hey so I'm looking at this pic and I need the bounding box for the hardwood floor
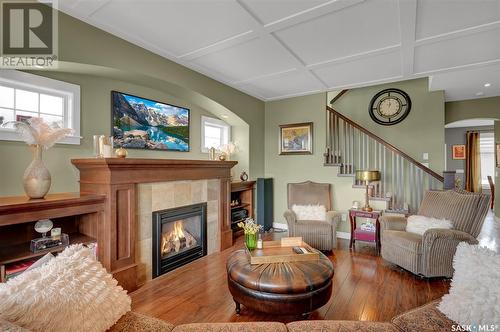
[131,232,458,324]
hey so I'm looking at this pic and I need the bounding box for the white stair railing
[324,106,443,213]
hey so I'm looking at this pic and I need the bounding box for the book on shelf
[3,258,38,281]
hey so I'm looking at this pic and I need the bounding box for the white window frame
[479,131,495,189]
[201,115,230,153]
[0,70,81,145]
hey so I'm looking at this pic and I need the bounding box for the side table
[349,209,381,254]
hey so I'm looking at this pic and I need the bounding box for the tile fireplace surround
[72,158,237,292]
[137,180,219,285]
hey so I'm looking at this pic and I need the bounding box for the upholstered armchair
[283,181,341,251]
[381,189,490,277]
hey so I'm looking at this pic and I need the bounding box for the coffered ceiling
[58,0,500,102]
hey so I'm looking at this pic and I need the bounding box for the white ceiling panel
[313,50,402,88]
[58,0,500,101]
[240,0,330,25]
[416,0,500,40]
[274,0,400,65]
[414,27,500,74]
[89,0,255,57]
[430,64,500,101]
[237,70,324,99]
[191,37,298,82]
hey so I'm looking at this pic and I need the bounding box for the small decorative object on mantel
[2,118,73,199]
[93,135,114,158]
[279,122,313,155]
[208,147,216,160]
[237,218,262,251]
[218,153,227,161]
[221,141,238,160]
[240,171,248,182]
[115,147,128,158]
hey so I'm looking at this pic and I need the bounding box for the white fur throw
[0,245,131,332]
[405,215,453,235]
[292,204,326,221]
[438,243,500,326]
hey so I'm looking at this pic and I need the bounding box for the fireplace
[152,203,207,278]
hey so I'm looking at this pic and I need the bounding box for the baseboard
[272,223,352,240]
[336,231,351,240]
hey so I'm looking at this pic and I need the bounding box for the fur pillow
[406,215,453,235]
[0,245,131,332]
[292,204,326,221]
[438,243,500,325]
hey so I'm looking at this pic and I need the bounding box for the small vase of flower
[237,218,262,251]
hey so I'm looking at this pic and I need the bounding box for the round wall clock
[368,88,411,126]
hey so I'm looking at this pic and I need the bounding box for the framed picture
[452,144,466,160]
[279,122,313,155]
[111,91,190,151]
[496,144,500,167]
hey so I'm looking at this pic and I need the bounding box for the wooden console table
[349,209,381,254]
[0,193,105,281]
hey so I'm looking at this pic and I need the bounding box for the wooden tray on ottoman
[246,237,320,264]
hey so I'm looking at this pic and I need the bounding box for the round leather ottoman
[226,249,334,315]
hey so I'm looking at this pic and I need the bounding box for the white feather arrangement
[2,117,74,149]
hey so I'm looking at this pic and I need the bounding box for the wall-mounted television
[112,91,189,151]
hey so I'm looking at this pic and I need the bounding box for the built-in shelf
[231,203,250,210]
[230,181,255,240]
[0,233,96,265]
[0,192,105,283]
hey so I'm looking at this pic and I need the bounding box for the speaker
[256,178,273,231]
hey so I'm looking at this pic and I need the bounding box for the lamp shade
[355,170,380,183]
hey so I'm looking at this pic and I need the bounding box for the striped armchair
[283,181,341,251]
[381,189,490,277]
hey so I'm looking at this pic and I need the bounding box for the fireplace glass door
[161,215,202,259]
[152,203,207,278]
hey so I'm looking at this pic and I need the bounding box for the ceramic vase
[23,144,51,199]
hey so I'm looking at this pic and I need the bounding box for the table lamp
[355,170,381,212]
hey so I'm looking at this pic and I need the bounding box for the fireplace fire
[152,203,207,278]
[161,221,197,256]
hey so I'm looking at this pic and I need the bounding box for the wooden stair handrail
[326,106,444,183]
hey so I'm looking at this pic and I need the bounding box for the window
[479,131,494,189]
[0,70,80,145]
[201,116,230,152]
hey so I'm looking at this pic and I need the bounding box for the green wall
[265,79,445,231]
[334,78,445,173]
[446,96,500,124]
[0,10,265,196]
[0,73,226,195]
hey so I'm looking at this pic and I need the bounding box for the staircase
[324,96,443,214]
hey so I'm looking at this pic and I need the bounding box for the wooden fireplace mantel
[71,158,237,292]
